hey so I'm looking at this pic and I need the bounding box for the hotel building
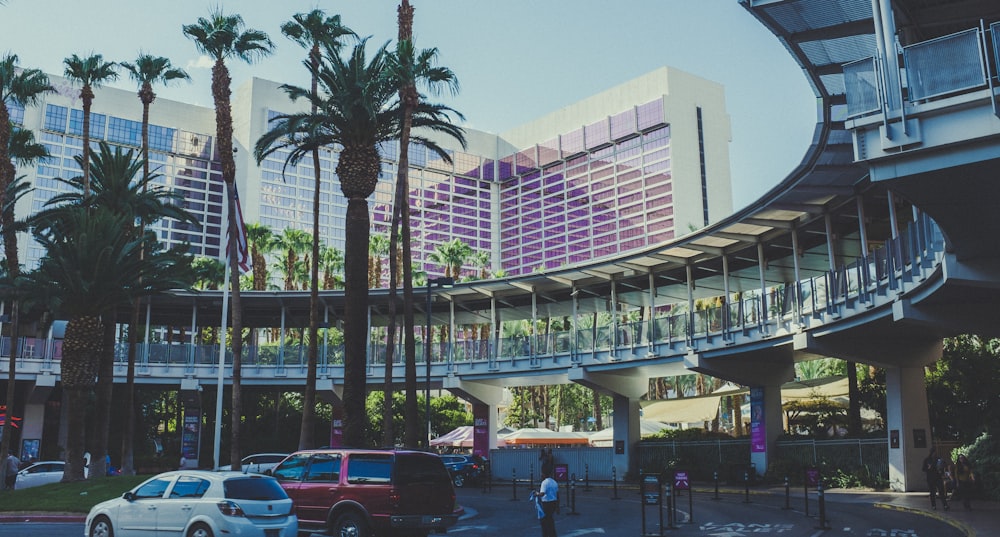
[12,66,732,279]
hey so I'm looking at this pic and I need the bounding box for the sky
[1,0,817,210]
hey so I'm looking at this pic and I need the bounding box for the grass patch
[1,475,149,513]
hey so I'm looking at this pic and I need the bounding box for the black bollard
[782,476,791,510]
[712,470,720,500]
[742,470,751,503]
[510,467,518,501]
[584,463,591,492]
[565,474,574,508]
[803,475,810,517]
[611,466,620,500]
[665,481,676,529]
[529,464,534,493]
[569,479,579,515]
[816,481,830,529]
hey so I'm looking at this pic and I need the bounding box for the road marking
[562,529,606,537]
[448,525,490,533]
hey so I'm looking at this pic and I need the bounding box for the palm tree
[31,204,194,481]
[281,8,355,451]
[255,37,464,447]
[193,256,226,290]
[245,222,276,291]
[118,54,189,475]
[386,0,465,448]
[368,232,390,288]
[429,238,472,280]
[0,53,52,484]
[62,53,118,198]
[274,228,313,290]
[184,8,273,469]
[34,142,199,479]
[319,244,345,290]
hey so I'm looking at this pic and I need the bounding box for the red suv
[270,448,458,537]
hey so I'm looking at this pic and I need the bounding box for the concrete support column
[612,394,640,477]
[885,365,933,492]
[442,377,504,456]
[748,384,784,477]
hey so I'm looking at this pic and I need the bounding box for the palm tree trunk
[61,315,103,481]
[121,300,141,475]
[342,197,370,447]
[91,314,116,479]
[81,86,93,197]
[847,361,862,436]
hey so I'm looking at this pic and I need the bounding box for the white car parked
[218,453,289,474]
[85,470,297,537]
[15,460,88,489]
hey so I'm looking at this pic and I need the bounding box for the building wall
[12,66,732,283]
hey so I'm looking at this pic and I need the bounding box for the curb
[873,502,975,537]
[0,514,86,523]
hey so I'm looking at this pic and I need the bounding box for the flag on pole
[226,184,251,274]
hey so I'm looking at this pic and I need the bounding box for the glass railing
[845,25,997,119]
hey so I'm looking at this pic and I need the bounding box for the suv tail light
[217,500,246,517]
[389,488,401,508]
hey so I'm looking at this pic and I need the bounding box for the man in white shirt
[531,468,559,537]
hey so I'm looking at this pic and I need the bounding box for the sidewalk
[824,488,998,537]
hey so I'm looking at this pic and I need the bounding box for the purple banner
[181,408,200,461]
[472,404,489,457]
[749,387,766,453]
[329,405,343,448]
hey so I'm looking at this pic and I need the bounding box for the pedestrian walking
[954,454,976,510]
[921,447,949,510]
[530,468,559,537]
[4,449,19,490]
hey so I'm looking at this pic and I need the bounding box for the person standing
[922,447,949,510]
[4,450,20,490]
[954,454,976,510]
[531,468,559,537]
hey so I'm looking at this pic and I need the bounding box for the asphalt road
[5,487,963,537]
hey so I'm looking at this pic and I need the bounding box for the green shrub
[952,432,998,501]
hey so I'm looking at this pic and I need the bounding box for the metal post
[665,481,675,529]
[529,464,534,493]
[804,473,810,517]
[816,481,830,529]
[783,476,791,510]
[712,470,720,500]
[611,466,620,500]
[569,479,579,515]
[584,463,591,491]
[510,467,518,501]
[743,470,751,503]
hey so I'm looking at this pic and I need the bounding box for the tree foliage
[926,335,1000,442]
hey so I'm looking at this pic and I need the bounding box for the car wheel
[453,473,465,488]
[332,511,370,537]
[187,522,214,537]
[89,516,114,537]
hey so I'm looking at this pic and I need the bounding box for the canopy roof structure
[502,427,590,446]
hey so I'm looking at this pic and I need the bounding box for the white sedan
[218,453,289,474]
[15,460,88,489]
[85,470,297,537]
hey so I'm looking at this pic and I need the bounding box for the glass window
[134,477,172,499]
[271,453,310,481]
[224,477,289,500]
[44,105,68,133]
[346,454,392,484]
[304,454,341,482]
[170,476,210,498]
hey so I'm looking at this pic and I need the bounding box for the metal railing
[1,215,943,379]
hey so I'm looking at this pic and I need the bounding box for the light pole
[425,276,454,449]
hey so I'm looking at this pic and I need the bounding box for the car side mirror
[123,491,136,502]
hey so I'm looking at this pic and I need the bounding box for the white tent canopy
[589,419,671,447]
[431,425,508,448]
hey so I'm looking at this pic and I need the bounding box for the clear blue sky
[2,0,816,210]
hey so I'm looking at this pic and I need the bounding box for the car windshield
[223,477,289,501]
